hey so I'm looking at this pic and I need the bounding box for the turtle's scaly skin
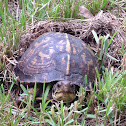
[15,32,97,102]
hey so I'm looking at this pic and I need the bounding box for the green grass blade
[60,101,64,125]
[95,68,102,90]
[92,30,99,44]
[41,82,51,112]
[64,119,74,126]
[32,82,37,106]
[93,92,105,103]
[106,53,119,61]
[106,100,113,116]
[108,31,118,47]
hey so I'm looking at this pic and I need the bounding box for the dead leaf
[78,5,94,19]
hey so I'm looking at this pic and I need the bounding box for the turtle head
[52,80,78,102]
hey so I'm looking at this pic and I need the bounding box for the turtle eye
[71,84,75,89]
[57,83,61,88]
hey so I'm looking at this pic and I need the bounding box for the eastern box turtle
[14,32,97,103]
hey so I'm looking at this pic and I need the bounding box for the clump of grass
[17,0,82,22]
[0,0,28,74]
[0,77,92,125]
[0,78,21,125]
[1,68,126,125]
[92,30,118,71]
[83,0,126,16]
[94,68,126,125]
[90,32,126,124]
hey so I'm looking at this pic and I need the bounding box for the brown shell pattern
[14,32,97,87]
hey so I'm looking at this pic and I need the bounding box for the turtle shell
[14,32,97,88]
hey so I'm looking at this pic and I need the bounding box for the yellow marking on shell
[59,40,63,44]
[56,40,64,51]
[72,60,75,67]
[22,41,42,63]
[42,43,49,48]
[65,33,71,53]
[82,43,95,56]
[82,42,86,48]
[58,40,64,51]
[34,42,41,48]
[81,53,86,62]
[71,43,76,47]
[62,57,65,64]
[31,57,37,65]
[39,52,50,58]
[38,52,50,63]
[87,59,93,72]
[66,54,70,75]
[59,46,64,51]
[73,47,77,54]
[79,63,84,69]
[49,48,55,55]
[25,57,38,74]
[56,40,66,51]
[34,36,49,47]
